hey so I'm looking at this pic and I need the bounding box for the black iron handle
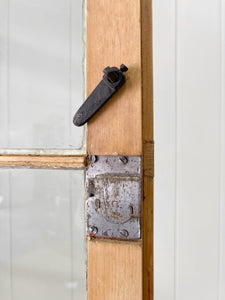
[73,64,128,126]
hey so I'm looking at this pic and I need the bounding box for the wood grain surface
[141,0,154,299]
[86,0,142,155]
[0,155,86,169]
[88,240,142,300]
[86,0,153,299]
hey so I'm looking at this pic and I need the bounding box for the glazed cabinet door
[0,1,153,300]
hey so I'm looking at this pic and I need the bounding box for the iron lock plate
[86,156,142,240]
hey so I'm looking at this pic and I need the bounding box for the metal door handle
[73,64,128,126]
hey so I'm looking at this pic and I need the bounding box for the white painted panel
[176,1,220,299]
[220,1,225,299]
[0,172,11,300]
[153,0,176,299]
[154,0,222,299]
[0,0,84,151]
[0,169,86,300]
[0,0,8,146]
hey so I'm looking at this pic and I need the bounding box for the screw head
[88,226,98,235]
[119,156,128,164]
[120,64,128,73]
[119,229,129,238]
[88,155,97,164]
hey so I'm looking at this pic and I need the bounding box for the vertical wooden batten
[88,240,142,300]
[141,0,154,299]
[86,0,153,299]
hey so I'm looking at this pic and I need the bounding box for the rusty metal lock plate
[86,156,142,240]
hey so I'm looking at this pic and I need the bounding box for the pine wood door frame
[86,1,153,299]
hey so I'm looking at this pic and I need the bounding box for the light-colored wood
[86,0,145,298]
[0,155,86,169]
[141,1,154,299]
[87,239,142,300]
[86,0,154,299]
[87,0,142,155]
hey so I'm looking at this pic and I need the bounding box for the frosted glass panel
[0,0,84,150]
[0,169,86,300]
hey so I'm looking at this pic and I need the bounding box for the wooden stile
[88,240,142,300]
[87,0,142,156]
[86,0,153,299]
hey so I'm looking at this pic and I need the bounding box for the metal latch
[86,156,142,240]
[73,64,128,126]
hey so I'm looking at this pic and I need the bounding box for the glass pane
[0,169,86,300]
[0,0,85,151]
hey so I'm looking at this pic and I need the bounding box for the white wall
[153,0,225,299]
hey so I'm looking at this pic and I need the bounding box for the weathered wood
[87,0,142,156]
[143,142,154,300]
[143,141,154,178]
[143,177,154,300]
[141,0,154,143]
[0,155,86,169]
[87,239,142,300]
[141,0,154,298]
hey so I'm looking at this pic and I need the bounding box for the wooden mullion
[0,155,86,169]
